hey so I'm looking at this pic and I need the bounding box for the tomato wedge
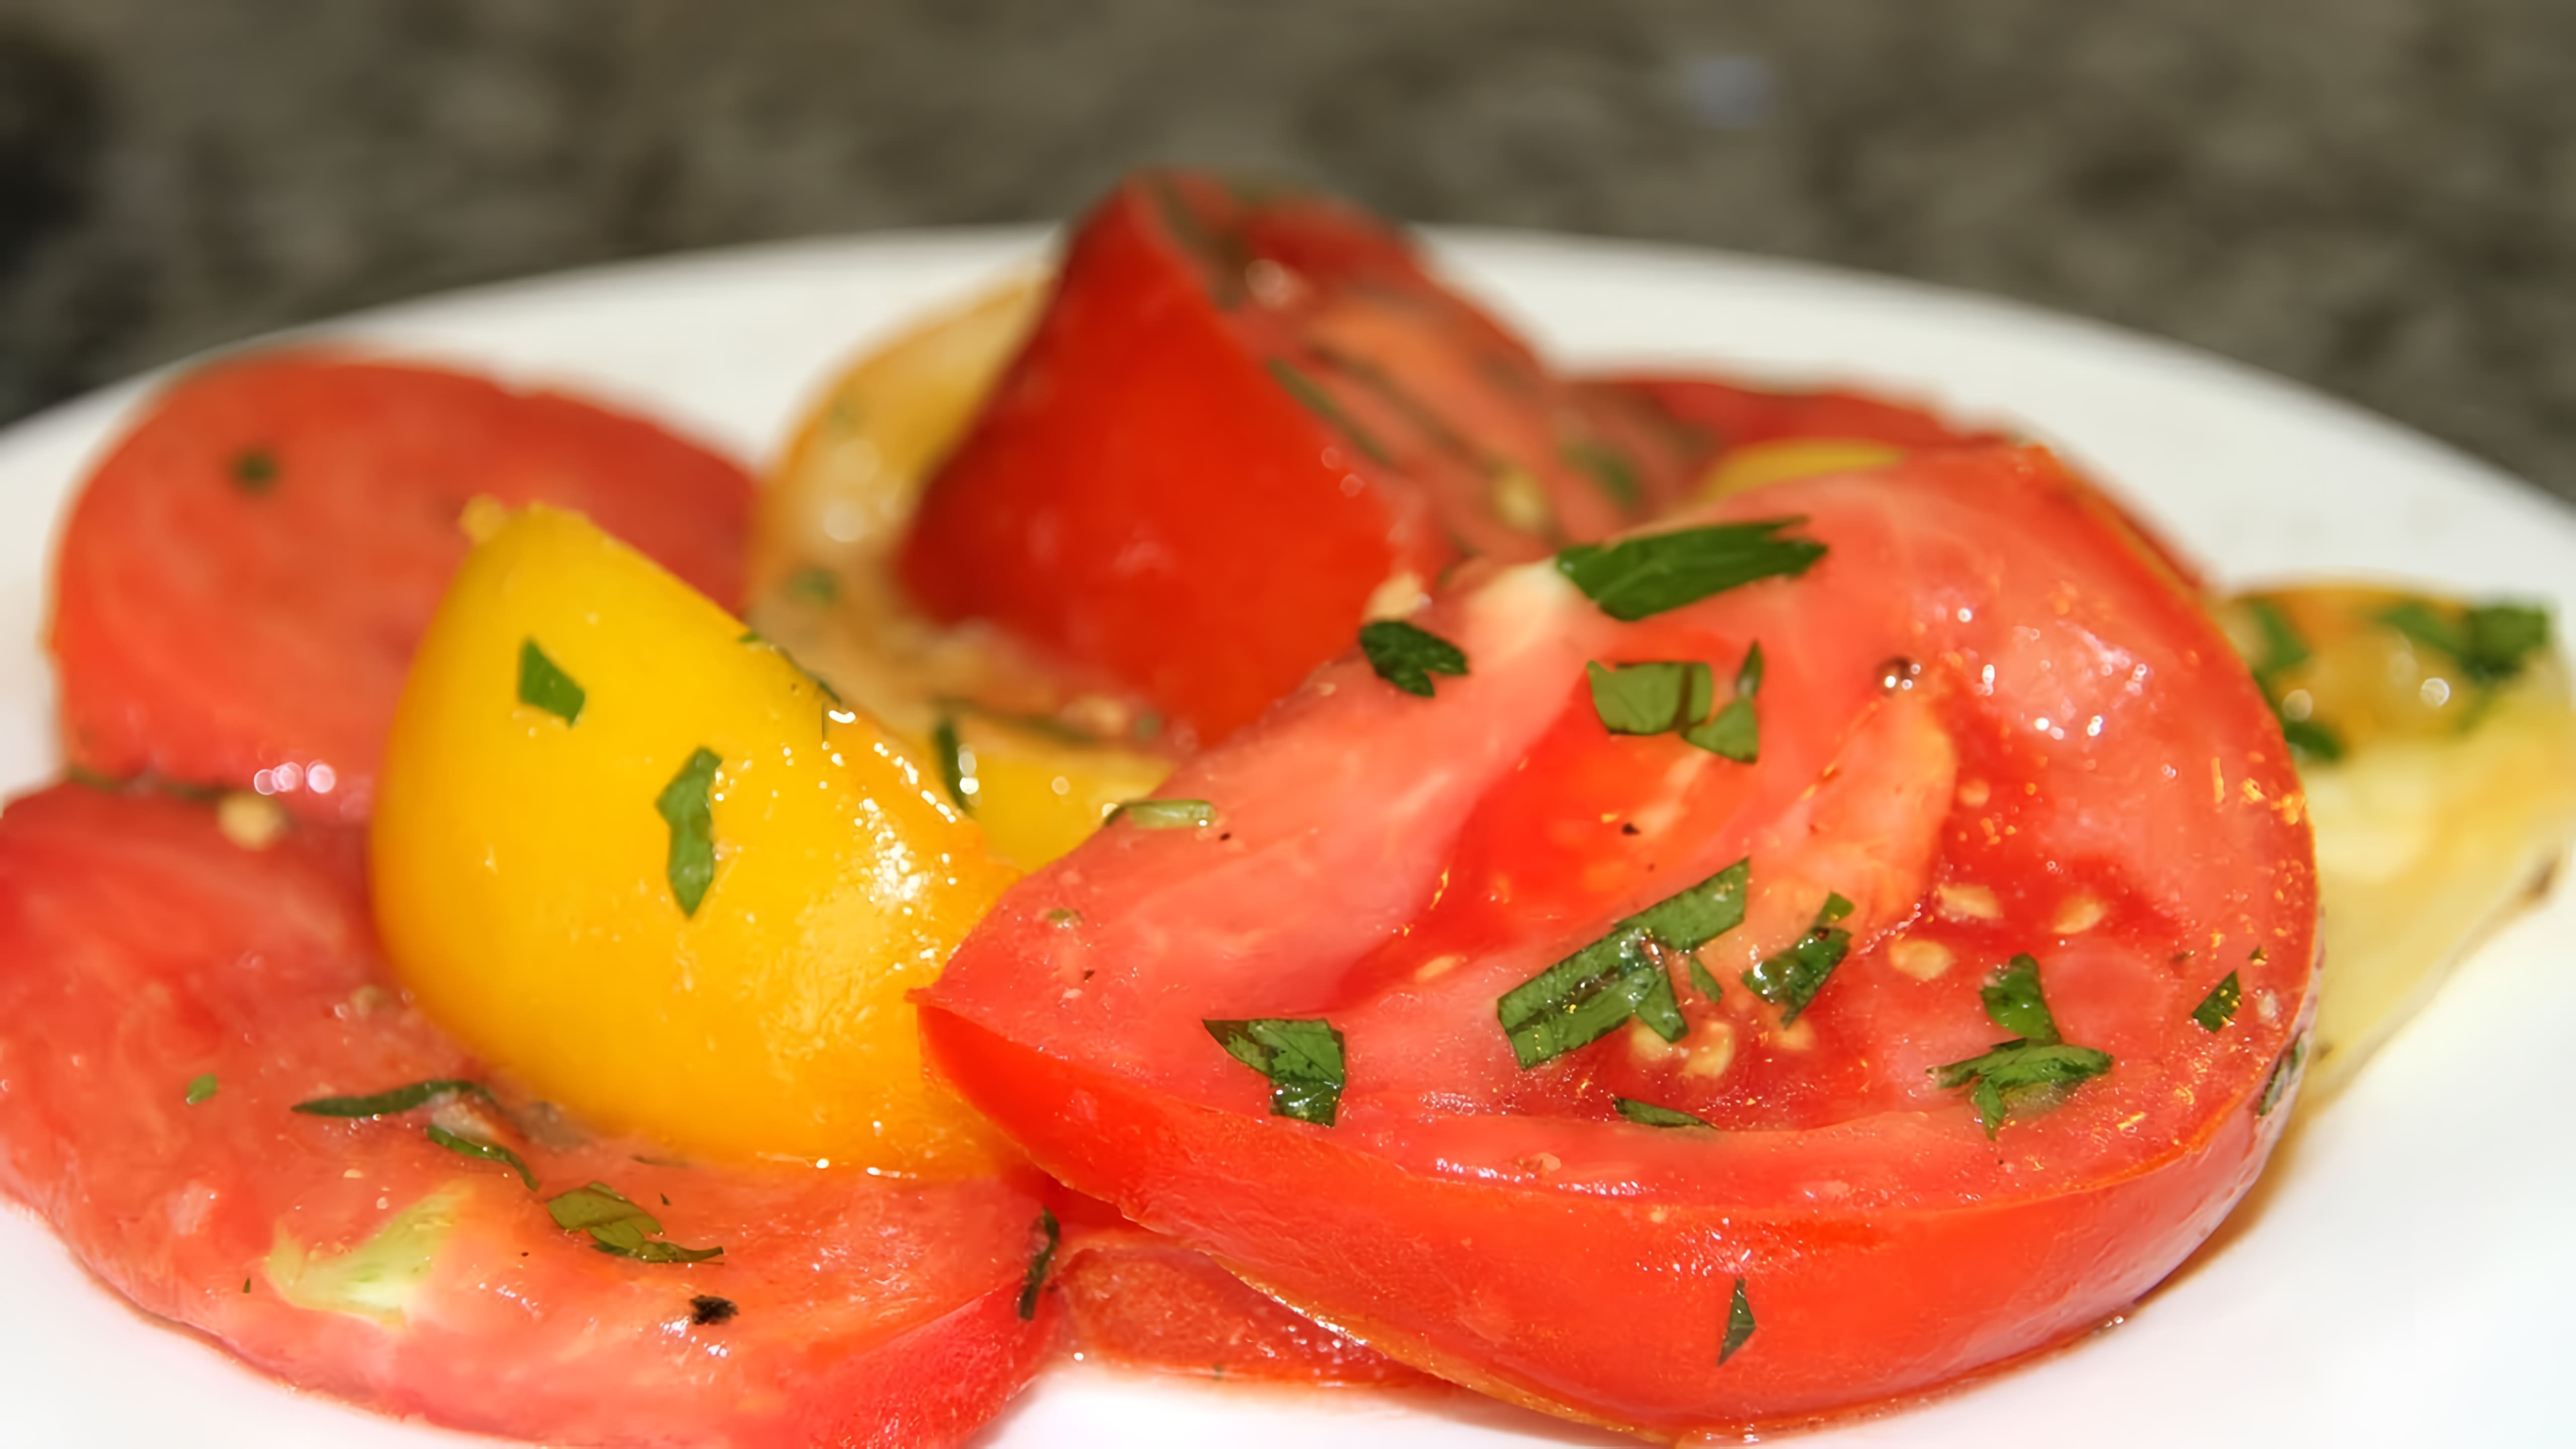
[898,172,1699,746]
[1599,373,2006,455]
[921,446,2318,1434]
[0,783,1054,1447]
[51,354,753,823]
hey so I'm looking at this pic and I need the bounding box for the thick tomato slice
[898,172,1697,746]
[1597,373,2005,455]
[51,354,753,824]
[921,446,2318,1434]
[0,784,1054,1448]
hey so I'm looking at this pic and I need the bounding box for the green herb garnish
[1018,1208,1060,1320]
[933,716,973,813]
[1110,798,1214,830]
[2192,971,2242,1032]
[1720,1276,1756,1364]
[1359,619,1468,698]
[2243,597,2311,678]
[785,567,840,605]
[1687,955,1726,1003]
[1267,357,1392,464]
[1562,439,1642,512]
[546,1182,722,1263]
[2257,1034,2308,1117]
[292,1079,491,1118]
[1497,860,1748,1069]
[1740,892,1854,1026]
[185,1073,218,1105]
[656,748,721,917]
[516,639,586,725]
[426,1123,536,1189]
[1935,954,2113,1137]
[1555,519,1826,622]
[1615,1097,1710,1129]
[1682,641,1764,762]
[2380,598,2552,686]
[230,447,278,494]
[1586,660,1702,734]
[1203,1018,1347,1125]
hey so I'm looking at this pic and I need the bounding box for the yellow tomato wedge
[1697,437,1905,500]
[2221,586,2576,1096]
[748,272,1173,870]
[372,504,1018,1175]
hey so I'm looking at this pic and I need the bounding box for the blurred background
[2,0,2569,498]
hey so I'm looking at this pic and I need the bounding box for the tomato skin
[921,447,2317,1433]
[0,783,1053,1448]
[897,173,1689,746]
[51,355,753,824]
[1597,374,2004,454]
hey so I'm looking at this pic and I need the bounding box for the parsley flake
[1267,357,1392,464]
[517,639,586,724]
[230,447,279,494]
[1204,1018,1347,1125]
[1740,892,1854,1026]
[185,1073,218,1105]
[546,1182,722,1263]
[292,1078,491,1118]
[2380,598,2552,686]
[1555,519,1826,622]
[2192,971,2242,1032]
[1720,1276,1756,1364]
[1110,798,1214,830]
[1615,1097,1711,1129]
[426,1123,536,1189]
[2257,1034,2308,1117]
[785,567,840,605]
[1498,860,1748,1069]
[1935,954,2113,1137]
[933,716,974,813]
[1586,660,1700,734]
[1682,642,1765,763]
[1359,619,1469,697]
[656,748,721,917]
[1561,438,1642,512]
[1018,1208,1060,1320]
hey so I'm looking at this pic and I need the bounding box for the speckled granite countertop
[3,0,2570,501]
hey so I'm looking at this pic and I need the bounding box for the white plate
[0,229,2569,1447]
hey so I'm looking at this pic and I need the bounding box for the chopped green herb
[1044,907,1081,927]
[243,1278,252,1294]
[1684,697,1758,762]
[1203,1018,1347,1125]
[1740,893,1855,1026]
[230,447,278,494]
[1979,953,2061,1044]
[546,1182,722,1263]
[1498,860,1748,1068]
[933,716,973,814]
[2278,714,2345,763]
[185,1073,218,1105]
[1555,519,1827,622]
[784,567,839,605]
[426,1123,536,1189]
[2380,598,2552,686]
[1733,641,1766,697]
[1149,174,1249,307]
[655,748,721,917]
[2192,971,2242,1032]
[1266,357,1392,464]
[1359,619,1468,697]
[1561,439,1642,512]
[1110,798,1214,830]
[65,764,128,792]
[1587,661,1695,734]
[1615,1097,1711,1129]
[516,639,586,725]
[1720,1276,1756,1364]
[1935,955,2113,1136]
[1687,954,1726,1004]
[2257,1034,2308,1117]
[2242,597,2310,679]
[1017,1208,1060,1320]
[292,1078,490,1118]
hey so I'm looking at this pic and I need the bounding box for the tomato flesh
[897,173,1699,746]
[0,784,1053,1448]
[921,446,2318,1433]
[51,354,753,823]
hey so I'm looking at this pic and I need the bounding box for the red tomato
[1598,373,2006,454]
[898,172,1696,747]
[0,783,1055,1448]
[921,446,2318,1434]
[51,354,753,824]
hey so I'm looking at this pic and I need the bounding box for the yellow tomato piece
[373,505,1018,1175]
[1697,437,1904,501]
[747,271,1174,869]
[2220,585,2576,1097]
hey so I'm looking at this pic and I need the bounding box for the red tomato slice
[921,446,2318,1434]
[51,354,753,824]
[1598,373,2006,454]
[898,172,1697,747]
[0,783,1054,1448]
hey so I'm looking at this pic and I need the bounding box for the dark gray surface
[3,0,2570,500]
